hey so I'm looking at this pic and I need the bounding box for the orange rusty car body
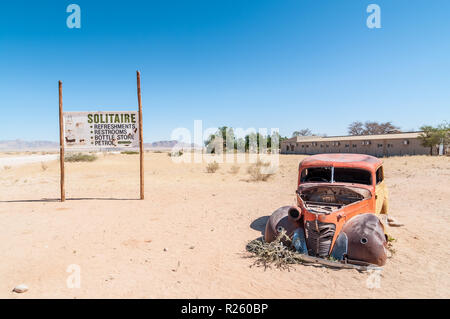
[265,154,389,267]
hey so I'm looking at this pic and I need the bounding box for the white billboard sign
[63,111,139,149]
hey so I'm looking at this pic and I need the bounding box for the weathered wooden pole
[137,71,144,199]
[58,81,65,202]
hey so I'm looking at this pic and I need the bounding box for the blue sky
[0,0,449,142]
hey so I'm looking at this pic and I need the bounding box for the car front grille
[304,220,336,257]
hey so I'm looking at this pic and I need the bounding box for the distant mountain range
[0,139,200,151]
[0,139,59,151]
[144,140,200,150]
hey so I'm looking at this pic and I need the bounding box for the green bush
[168,150,183,157]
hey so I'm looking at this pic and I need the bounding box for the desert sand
[0,154,59,167]
[0,152,449,298]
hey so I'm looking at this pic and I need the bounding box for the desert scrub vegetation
[168,150,183,157]
[229,165,240,174]
[3,165,12,170]
[121,151,139,155]
[386,234,397,256]
[41,162,48,171]
[206,161,219,173]
[246,230,304,270]
[247,160,274,181]
[65,153,98,162]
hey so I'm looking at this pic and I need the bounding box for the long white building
[281,132,433,156]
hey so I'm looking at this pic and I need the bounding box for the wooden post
[137,71,144,199]
[58,81,65,202]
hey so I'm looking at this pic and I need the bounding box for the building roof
[284,131,422,144]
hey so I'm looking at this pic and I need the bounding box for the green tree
[348,121,364,135]
[267,131,285,152]
[292,128,312,137]
[205,127,287,153]
[205,126,236,153]
[437,122,450,144]
[436,122,450,155]
[418,125,441,155]
[348,121,400,135]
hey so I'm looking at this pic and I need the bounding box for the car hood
[298,182,373,193]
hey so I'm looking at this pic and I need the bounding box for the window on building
[352,144,357,148]
[345,144,350,148]
[403,140,410,145]
[377,144,383,148]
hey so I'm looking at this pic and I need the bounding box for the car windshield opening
[333,168,371,185]
[301,167,372,185]
[301,167,332,183]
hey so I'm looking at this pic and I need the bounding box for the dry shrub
[246,230,303,270]
[65,153,97,162]
[121,151,139,155]
[3,165,12,170]
[206,161,219,173]
[41,162,48,171]
[168,150,183,157]
[229,165,240,174]
[386,234,397,256]
[247,160,274,181]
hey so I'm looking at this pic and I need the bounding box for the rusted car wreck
[265,154,390,268]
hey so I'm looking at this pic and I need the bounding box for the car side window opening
[301,167,372,185]
[376,166,384,184]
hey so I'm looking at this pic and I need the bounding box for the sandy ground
[0,154,59,167]
[0,152,449,298]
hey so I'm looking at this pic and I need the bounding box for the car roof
[299,153,382,171]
